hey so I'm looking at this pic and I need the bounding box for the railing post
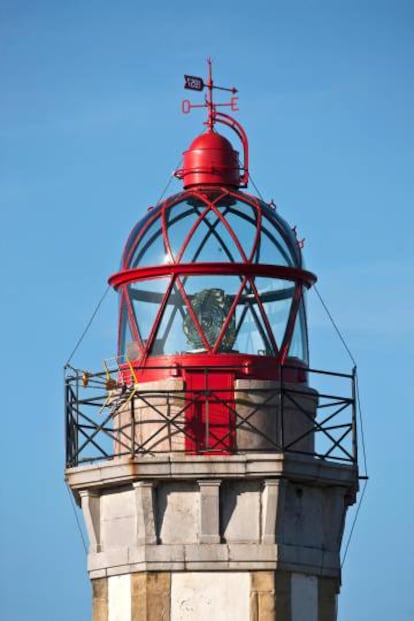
[65,373,78,468]
[279,364,285,450]
[64,377,71,467]
[204,367,209,452]
[351,366,358,466]
[130,390,136,457]
[75,369,80,465]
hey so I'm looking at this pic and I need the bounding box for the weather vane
[182,58,239,130]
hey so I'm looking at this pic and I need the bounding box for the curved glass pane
[253,277,295,348]
[121,274,306,360]
[127,277,171,354]
[215,197,258,261]
[127,216,166,268]
[155,281,203,355]
[122,273,304,358]
[181,210,244,263]
[288,297,308,363]
[151,275,280,356]
[118,295,140,359]
[259,205,302,268]
[165,198,205,260]
[257,215,295,267]
[230,279,274,356]
[165,198,247,263]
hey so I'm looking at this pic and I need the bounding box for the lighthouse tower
[65,62,359,621]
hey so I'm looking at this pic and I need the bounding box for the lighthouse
[65,61,359,621]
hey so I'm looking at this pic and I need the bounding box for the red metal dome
[178,130,241,188]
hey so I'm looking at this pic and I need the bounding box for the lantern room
[108,62,316,385]
[110,188,315,377]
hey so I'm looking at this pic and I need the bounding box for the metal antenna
[206,57,215,130]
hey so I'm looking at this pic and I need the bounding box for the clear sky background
[1,1,413,619]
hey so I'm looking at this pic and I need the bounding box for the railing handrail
[65,363,357,468]
[64,361,355,382]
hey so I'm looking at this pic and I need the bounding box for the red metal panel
[117,353,309,384]
[184,369,235,454]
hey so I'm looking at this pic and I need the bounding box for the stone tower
[65,62,358,620]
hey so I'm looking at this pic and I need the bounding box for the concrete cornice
[66,453,358,500]
[87,542,341,580]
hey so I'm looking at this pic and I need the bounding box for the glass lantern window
[120,275,308,363]
[119,296,140,360]
[257,216,295,267]
[230,280,274,356]
[126,277,171,353]
[120,273,304,358]
[288,297,309,364]
[165,198,249,264]
[215,198,258,261]
[155,281,202,355]
[164,199,204,261]
[253,276,295,349]
[126,215,166,268]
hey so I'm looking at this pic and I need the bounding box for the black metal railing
[64,363,357,468]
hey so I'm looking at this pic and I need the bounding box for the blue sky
[1,1,413,619]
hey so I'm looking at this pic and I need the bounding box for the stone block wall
[111,378,318,456]
[92,571,339,621]
[81,473,349,573]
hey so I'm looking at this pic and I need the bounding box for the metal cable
[312,285,369,568]
[155,158,183,206]
[340,363,369,568]
[341,478,368,568]
[248,172,265,202]
[65,156,187,370]
[313,284,357,367]
[65,285,110,366]
[312,283,368,472]
[64,161,182,368]
[65,483,87,555]
[355,371,369,476]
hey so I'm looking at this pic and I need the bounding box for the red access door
[185,370,235,454]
